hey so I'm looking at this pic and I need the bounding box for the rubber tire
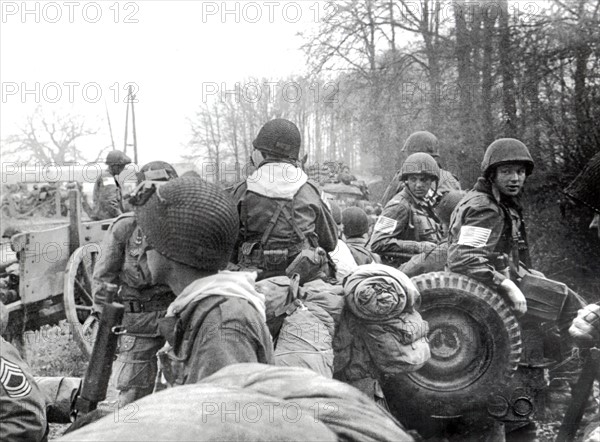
[384,272,522,433]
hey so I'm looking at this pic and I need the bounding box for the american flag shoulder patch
[374,216,397,234]
[457,226,492,248]
[0,357,32,398]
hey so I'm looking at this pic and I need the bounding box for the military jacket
[93,214,173,335]
[370,188,442,264]
[92,170,123,220]
[345,236,381,265]
[232,162,338,261]
[1,338,48,442]
[446,177,530,290]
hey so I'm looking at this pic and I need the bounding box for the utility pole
[105,100,116,150]
[123,85,138,164]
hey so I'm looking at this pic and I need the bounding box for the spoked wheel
[384,272,522,433]
[64,244,100,357]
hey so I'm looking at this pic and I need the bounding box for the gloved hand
[569,304,600,343]
[81,311,100,345]
[499,279,527,316]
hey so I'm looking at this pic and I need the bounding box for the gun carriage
[1,164,137,357]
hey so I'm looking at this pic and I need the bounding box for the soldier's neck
[166,265,217,296]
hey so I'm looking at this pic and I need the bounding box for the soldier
[89,161,178,405]
[564,150,600,441]
[380,131,461,206]
[399,190,465,277]
[131,176,274,384]
[447,138,586,325]
[342,207,380,265]
[92,150,132,220]
[370,153,443,267]
[565,150,600,241]
[232,119,338,279]
[0,302,48,442]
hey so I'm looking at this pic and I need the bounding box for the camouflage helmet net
[134,176,239,271]
[253,119,302,160]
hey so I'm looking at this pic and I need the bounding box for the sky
[0,0,323,167]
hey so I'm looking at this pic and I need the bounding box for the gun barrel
[77,301,124,413]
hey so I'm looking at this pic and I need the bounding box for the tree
[3,107,98,164]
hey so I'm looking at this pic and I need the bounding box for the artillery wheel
[64,244,100,357]
[384,272,522,433]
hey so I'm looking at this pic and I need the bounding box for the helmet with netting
[400,153,440,181]
[134,176,238,271]
[253,119,301,160]
[481,138,534,177]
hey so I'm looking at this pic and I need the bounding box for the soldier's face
[406,174,433,199]
[492,163,527,196]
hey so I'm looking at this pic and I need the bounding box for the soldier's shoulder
[459,191,501,215]
[386,192,411,209]
[230,180,248,199]
[304,178,322,193]
[108,213,137,236]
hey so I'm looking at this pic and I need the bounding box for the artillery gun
[1,163,138,357]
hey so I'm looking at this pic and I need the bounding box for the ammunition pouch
[238,241,304,272]
[518,272,569,322]
[285,247,330,285]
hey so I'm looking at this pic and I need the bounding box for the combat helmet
[105,150,132,166]
[137,161,179,184]
[400,153,440,181]
[133,177,238,271]
[481,138,534,178]
[342,207,369,238]
[401,131,440,158]
[253,119,301,160]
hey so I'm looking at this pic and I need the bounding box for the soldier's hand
[499,279,527,316]
[569,304,600,343]
[82,312,100,344]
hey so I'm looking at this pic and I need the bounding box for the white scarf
[166,271,266,321]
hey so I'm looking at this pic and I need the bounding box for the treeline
[187,0,600,189]
[186,0,600,298]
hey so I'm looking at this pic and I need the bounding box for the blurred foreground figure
[1,302,81,441]
[562,150,600,442]
[131,176,274,384]
[1,302,47,441]
[58,363,415,442]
